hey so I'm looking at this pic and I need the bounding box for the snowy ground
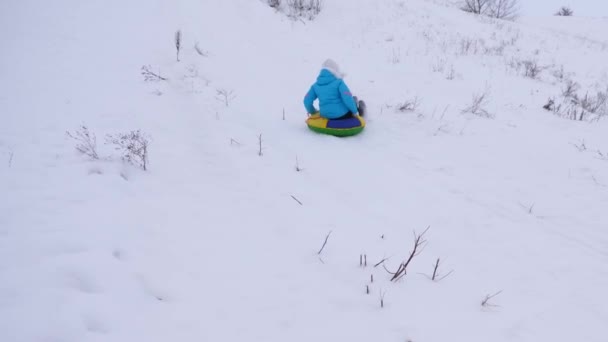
[1,0,607,341]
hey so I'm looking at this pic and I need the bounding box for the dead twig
[291,195,303,206]
[389,226,430,281]
[374,257,390,268]
[481,290,503,307]
[317,231,332,255]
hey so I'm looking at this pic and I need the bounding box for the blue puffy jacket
[303,69,358,119]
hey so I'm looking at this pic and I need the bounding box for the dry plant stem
[291,195,303,205]
[482,290,503,307]
[317,231,332,255]
[390,226,430,281]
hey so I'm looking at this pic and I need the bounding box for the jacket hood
[316,69,339,86]
[321,59,344,79]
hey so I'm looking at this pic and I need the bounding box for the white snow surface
[1,0,608,341]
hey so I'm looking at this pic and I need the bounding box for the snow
[1,0,608,341]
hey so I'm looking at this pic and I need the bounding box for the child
[303,59,365,119]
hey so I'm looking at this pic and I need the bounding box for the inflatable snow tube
[306,113,365,137]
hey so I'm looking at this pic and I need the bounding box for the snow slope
[1,0,607,341]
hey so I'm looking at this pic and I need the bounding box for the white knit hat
[322,59,344,79]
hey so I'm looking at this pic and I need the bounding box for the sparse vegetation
[461,0,519,20]
[384,227,429,282]
[215,88,236,106]
[106,130,151,171]
[66,125,100,160]
[555,6,574,16]
[522,59,544,79]
[461,88,493,118]
[397,97,421,113]
[266,0,323,20]
[481,290,503,308]
[544,82,608,121]
[141,65,167,82]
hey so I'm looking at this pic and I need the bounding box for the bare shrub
[397,97,421,112]
[562,80,580,98]
[552,65,566,81]
[543,97,556,112]
[580,91,608,116]
[461,0,492,14]
[544,83,607,121]
[268,0,281,8]
[461,0,519,20]
[431,58,446,73]
[461,88,493,118]
[459,38,478,55]
[286,0,323,20]
[446,64,456,80]
[488,0,519,20]
[384,227,430,282]
[66,125,99,160]
[141,65,167,82]
[175,30,182,62]
[106,130,151,171]
[555,6,574,16]
[522,60,544,79]
[215,88,236,106]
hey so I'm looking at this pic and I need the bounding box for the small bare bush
[580,91,608,116]
[106,130,151,171]
[462,88,493,118]
[215,88,236,106]
[397,97,421,112]
[268,0,281,8]
[555,6,574,16]
[385,227,430,282]
[461,0,492,14]
[461,0,519,20]
[562,80,580,98]
[286,0,323,20]
[141,65,167,82]
[459,38,478,55]
[66,125,99,160]
[522,60,544,79]
[552,65,566,81]
[488,0,519,20]
[544,83,607,121]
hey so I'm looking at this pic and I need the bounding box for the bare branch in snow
[481,290,503,307]
[194,42,208,57]
[258,133,263,156]
[461,88,493,118]
[317,230,332,255]
[141,65,167,82]
[175,30,182,62]
[291,195,303,205]
[390,226,430,281]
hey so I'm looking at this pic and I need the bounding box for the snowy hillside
[1,0,607,341]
